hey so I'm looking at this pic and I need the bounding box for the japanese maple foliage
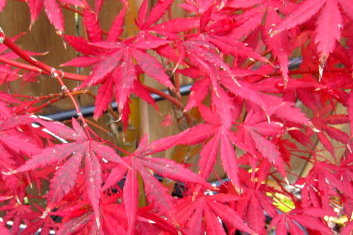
[1,0,353,234]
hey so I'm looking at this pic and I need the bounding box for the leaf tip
[1,170,17,175]
[95,216,101,229]
[29,22,35,31]
[311,125,321,133]
[56,30,64,37]
[40,207,51,219]
[319,55,328,81]
[347,143,352,153]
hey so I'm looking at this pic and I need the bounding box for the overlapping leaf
[176,194,255,235]
[270,208,333,235]
[103,136,209,234]
[27,0,84,32]
[11,119,124,227]
[64,33,173,121]
[274,0,353,64]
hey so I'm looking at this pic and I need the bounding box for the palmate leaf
[12,119,123,227]
[64,33,173,122]
[175,99,242,184]
[0,203,36,234]
[156,90,291,185]
[180,36,309,125]
[304,98,350,156]
[3,0,353,233]
[0,115,41,166]
[27,0,84,33]
[176,194,255,235]
[301,162,345,210]
[233,173,278,234]
[179,1,292,83]
[50,194,129,234]
[270,208,333,235]
[136,0,175,30]
[233,111,286,177]
[274,0,351,63]
[104,136,209,233]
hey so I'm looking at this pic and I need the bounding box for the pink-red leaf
[140,158,208,186]
[28,0,44,25]
[57,212,93,235]
[123,168,138,235]
[131,48,173,88]
[107,5,126,42]
[204,205,227,235]
[15,142,85,173]
[275,0,325,34]
[249,129,286,177]
[315,0,342,58]
[141,0,174,29]
[83,9,103,42]
[208,200,255,234]
[48,151,83,207]
[220,133,239,185]
[138,167,174,217]
[101,164,127,191]
[87,50,124,86]
[93,78,114,119]
[43,0,64,32]
[199,133,220,179]
[85,150,102,228]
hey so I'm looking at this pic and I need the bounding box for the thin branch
[142,84,183,109]
[0,30,85,81]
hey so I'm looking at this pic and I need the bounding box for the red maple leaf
[274,0,353,65]
[64,32,173,122]
[136,0,175,30]
[10,118,124,228]
[26,0,84,33]
[270,208,334,235]
[176,193,255,235]
[300,162,345,210]
[102,136,209,234]
[0,115,41,174]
